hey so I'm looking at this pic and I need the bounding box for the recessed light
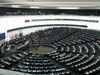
[11,5,20,8]
[57,7,79,9]
[30,6,40,8]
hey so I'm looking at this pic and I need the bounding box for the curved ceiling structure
[0,0,100,9]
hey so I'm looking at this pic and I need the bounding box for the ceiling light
[30,6,40,9]
[11,5,20,8]
[57,7,79,9]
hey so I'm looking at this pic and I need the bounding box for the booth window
[25,20,30,23]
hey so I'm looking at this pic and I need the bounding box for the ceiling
[0,0,100,9]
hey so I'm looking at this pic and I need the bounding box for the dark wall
[0,7,100,16]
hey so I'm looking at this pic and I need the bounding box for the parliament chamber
[0,0,100,75]
[1,27,100,75]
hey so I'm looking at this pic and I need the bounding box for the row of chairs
[0,51,30,69]
[10,54,71,75]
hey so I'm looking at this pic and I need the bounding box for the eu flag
[0,33,5,40]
